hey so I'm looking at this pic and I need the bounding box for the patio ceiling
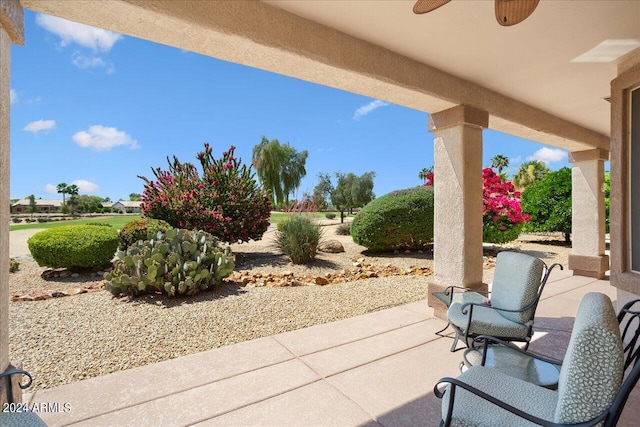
[20,0,640,152]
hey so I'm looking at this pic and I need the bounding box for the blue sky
[10,10,573,202]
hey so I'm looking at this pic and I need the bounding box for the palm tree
[66,184,80,213]
[418,167,431,183]
[491,154,509,174]
[512,160,550,189]
[56,182,68,205]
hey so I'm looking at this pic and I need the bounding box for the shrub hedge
[350,186,434,251]
[28,225,119,270]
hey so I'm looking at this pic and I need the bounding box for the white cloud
[72,52,106,69]
[72,179,99,193]
[528,147,567,164]
[35,14,123,52]
[44,184,57,194]
[510,155,522,164]
[353,100,389,120]
[10,89,17,104]
[72,125,139,151]
[23,119,56,134]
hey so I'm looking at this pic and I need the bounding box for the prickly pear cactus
[105,228,234,297]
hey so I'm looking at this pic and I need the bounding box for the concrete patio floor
[24,269,640,426]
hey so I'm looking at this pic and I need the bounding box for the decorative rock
[51,291,68,298]
[318,240,345,253]
[71,273,80,278]
[315,276,330,285]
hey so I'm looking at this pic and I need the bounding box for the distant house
[110,201,142,213]
[101,202,115,209]
[11,199,63,214]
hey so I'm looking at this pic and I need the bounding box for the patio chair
[435,292,640,427]
[460,297,640,390]
[444,251,562,351]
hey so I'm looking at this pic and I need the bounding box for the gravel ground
[8,224,571,391]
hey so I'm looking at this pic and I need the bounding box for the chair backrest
[554,292,624,424]
[604,299,640,426]
[490,251,545,324]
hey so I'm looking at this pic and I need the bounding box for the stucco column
[0,0,24,404]
[427,105,488,318]
[568,148,609,279]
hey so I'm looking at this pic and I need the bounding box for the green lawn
[10,212,334,232]
[9,215,141,231]
[269,212,327,225]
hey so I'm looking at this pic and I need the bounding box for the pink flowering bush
[424,167,528,244]
[481,168,529,243]
[139,143,272,243]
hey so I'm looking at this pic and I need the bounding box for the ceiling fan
[413,0,540,27]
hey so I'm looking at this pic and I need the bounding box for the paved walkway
[21,269,640,426]
[9,228,44,258]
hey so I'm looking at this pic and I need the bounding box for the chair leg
[435,322,451,337]
[450,333,460,352]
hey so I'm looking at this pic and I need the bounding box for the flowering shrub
[140,143,272,243]
[424,167,528,244]
[482,168,529,243]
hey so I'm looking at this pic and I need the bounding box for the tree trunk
[340,210,345,223]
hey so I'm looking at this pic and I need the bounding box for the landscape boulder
[318,239,345,253]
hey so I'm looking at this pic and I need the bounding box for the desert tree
[512,160,550,189]
[252,136,308,207]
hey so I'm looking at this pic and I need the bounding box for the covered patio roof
[21,0,640,151]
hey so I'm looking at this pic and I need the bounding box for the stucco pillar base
[568,254,609,279]
[0,362,24,405]
[428,282,489,320]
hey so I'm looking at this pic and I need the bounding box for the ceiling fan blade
[495,0,540,26]
[413,0,451,15]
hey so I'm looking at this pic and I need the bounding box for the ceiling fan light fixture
[413,0,451,15]
[495,0,540,26]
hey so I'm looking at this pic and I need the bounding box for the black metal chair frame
[0,368,33,403]
[439,257,562,351]
[434,299,640,427]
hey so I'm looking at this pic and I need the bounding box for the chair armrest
[444,285,490,296]
[0,368,33,390]
[472,335,563,366]
[436,286,490,307]
[460,300,535,316]
[434,377,606,427]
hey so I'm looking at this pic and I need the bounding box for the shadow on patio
[25,269,640,426]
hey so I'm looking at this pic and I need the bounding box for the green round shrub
[118,218,172,250]
[325,212,336,220]
[351,186,434,251]
[28,225,119,270]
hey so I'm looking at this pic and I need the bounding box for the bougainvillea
[481,167,529,243]
[139,143,272,243]
[424,167,528,244]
